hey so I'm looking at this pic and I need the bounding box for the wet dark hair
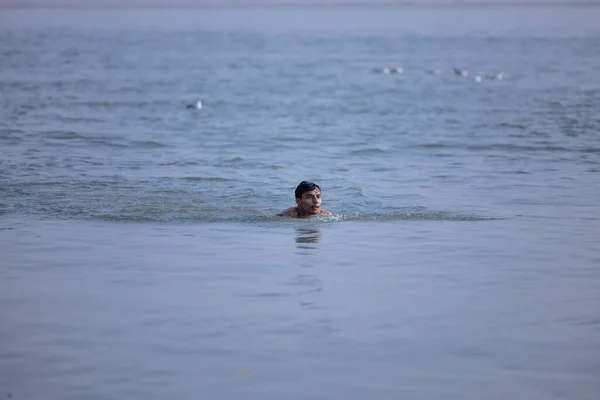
[295,181,321,199]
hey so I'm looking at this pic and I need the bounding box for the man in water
[278,181,333,218]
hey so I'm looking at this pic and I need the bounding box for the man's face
[296,188,322,215]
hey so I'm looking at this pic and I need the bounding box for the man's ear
[295,197,301,207]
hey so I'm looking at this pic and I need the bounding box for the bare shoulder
[277,207,298,218]
[320,209,333,216]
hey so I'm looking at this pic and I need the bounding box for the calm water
[1,6,599,400]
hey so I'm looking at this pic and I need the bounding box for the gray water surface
[1,6,599,400]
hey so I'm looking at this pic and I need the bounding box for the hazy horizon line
[2,0,599,9]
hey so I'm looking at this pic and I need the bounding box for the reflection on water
[293,227,323,309]
[295,227,322,254]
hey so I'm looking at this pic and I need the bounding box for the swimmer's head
[295,181,321,199]
[295,181,322,215]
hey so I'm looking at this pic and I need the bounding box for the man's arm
[320,209,333,216]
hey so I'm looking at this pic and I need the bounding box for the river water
[1,6,599,400]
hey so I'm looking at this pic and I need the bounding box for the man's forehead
[303,188,321,195]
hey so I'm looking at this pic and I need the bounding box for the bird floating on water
[368,67,505,82]
[373,67,403,74]
[487,71,504,80]
[453,68,469,77]
[186,98,203,110]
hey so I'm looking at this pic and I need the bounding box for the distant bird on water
[186,97,203,110]
[373,67,403,74]
[453,68,469,77]
[487,71,504,80]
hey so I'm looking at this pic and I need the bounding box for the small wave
[350,148,388,155]
[274,137,306,142]
[159,161,202,166]
[330,212,496,222]
[47,131,85,140]
[0,128,26,138]
[582,148,600,154]
[370,167,397,172]
[77,100,134,108]
[115,86,143,93]
[131,140,170,148]
[88,139,128,148]
[22,209,497,224]
[247,211,495,223]
[467,144,570,152]
[0,136,23,144]
[56,115,106,124]
[80,158,104,166]
[215,157,261,169]
[497,122,528,130]
[4,187,495,224]
[180,177,229,182]
[507,131,552,138]
[98,214,161,223]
